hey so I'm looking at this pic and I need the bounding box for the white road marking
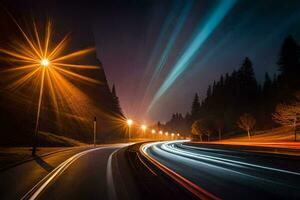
[106,148,120,200]
[21,147,106,200]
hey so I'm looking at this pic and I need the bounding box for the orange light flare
[0,19,100,122]
[127,119,133,126]
[141,125,147,131]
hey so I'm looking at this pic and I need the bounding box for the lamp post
[93,117,97,147]
[127,119,133,141]
[141,125,147,138]
[32,59,49,156]
[0,20,99,157]
[151,129,156,139]
[159,130,163,140]
[171,133,175,140]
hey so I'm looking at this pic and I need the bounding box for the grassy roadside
[224,126,299,142]
[0,132,87,170]
[189,126,300,156]
[0,147,70,169]
[38,131,87,146]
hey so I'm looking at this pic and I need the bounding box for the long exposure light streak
[151,0,193,81]
[137,0,183,115]
[164,142,300,176]
[141,1,193,109]
[143,141,300,195]
[148,0,237,111]
[144,0,182,74]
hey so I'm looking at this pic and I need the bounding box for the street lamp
[127,119,133,141]
[41,58,49,67]
[141,124,147,138]
[127,119,133,126]
[158,130,163,140]
[33,58,50,155]
[141,124,147,131]
[93,117,97,147]
[151,129,156,139]
[0,20,99,156]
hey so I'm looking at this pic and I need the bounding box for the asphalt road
[0,142,196,200]
[142,141,300,200]
[0,144,128,200]
[0,146,93,200]
[2,141,299,200]
[35,145,126,200]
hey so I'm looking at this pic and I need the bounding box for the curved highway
[1,142,299,200]
[142,141,300,200]
[0,144,130,200]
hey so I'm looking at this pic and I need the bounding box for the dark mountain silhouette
[0,8,125,146]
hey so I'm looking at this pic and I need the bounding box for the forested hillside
[158,35,300,140]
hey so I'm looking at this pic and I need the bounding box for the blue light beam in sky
[139,0,193,116]
[137,0,183,107]
[144,0,182,75]
[145,0,193,93]
[148,0,237,112]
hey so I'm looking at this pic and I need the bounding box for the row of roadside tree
[156,35,300,141]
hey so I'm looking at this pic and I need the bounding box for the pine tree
[263,72,272,93]
[237,57,258,100]
[278,35,300,75]
[220,75,224,86]
[277,36,300,102]
[191,93,201,121]
[157,121,161,127]
[110,84,123,116]
[206,85,212,98]
[238,57,256,83]
[111,84,116,97]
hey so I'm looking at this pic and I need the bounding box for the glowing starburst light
[41,59,49,67]
[0,19,100,155]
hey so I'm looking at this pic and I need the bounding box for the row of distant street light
[126,119,181,140]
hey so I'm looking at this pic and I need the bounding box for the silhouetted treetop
[111,84,116,97]
[278,35,300,74]
[162,35,300,139]
[191,93,201,120]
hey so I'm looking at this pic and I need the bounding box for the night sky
[2,0,300,123]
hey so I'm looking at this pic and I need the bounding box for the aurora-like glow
[148,0,237,112]
[145,0,193,94]
[139,0,193,114]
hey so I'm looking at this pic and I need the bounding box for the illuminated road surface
[0,142,196,200]
[143,141,300,199]
[33,145,126,200]
[1,142,299,200]
[0,144,129,200]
